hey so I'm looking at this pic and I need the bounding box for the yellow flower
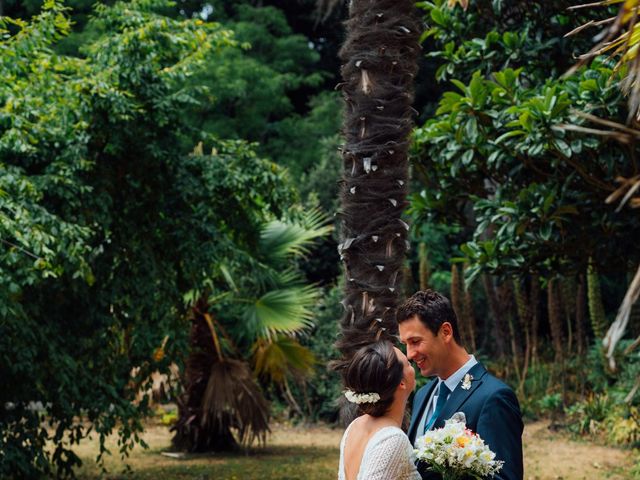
[456,436,470,448]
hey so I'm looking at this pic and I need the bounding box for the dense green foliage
[412,0,639,279]
[0,0,333,476]
[408,0,640,445]
[3,0,640,476]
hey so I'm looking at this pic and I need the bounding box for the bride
[337,340,420,480]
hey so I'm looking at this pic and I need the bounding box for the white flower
[461,373,473,390]
[415,417,504,478]
[344,390,380,404]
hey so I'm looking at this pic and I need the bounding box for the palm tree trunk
[334,0,421,424]
[335,1,421,353]
[173,300,238,452]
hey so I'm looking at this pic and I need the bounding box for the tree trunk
[587,261,607,341]
[451,263,468,345]
[173,300,238,452]
[463,264,477,352]
[418,242,430,290]
[530,275,541,365]
[497,281,521,383]
[482,275,507,358]
[560,276,577,356]
[575,274,587,356]
[547,277,566,401]
[513,278,531,395]
[334,0,421,424]
[547,278,565,364]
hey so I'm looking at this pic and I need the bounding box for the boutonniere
[461,373,473,390]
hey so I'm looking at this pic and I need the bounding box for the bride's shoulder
[368,425,411,449]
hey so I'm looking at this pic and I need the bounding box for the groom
[397,290,524,480]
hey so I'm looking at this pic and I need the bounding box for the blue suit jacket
[408,363,524,480]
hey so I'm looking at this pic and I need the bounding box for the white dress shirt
[415,355,477,436]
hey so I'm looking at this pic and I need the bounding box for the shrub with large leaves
[412,1,640,281]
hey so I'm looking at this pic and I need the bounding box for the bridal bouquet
[414,414,504,480]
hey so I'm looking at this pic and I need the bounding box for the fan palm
[172,210,331,452]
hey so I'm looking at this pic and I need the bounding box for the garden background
[1,0,640,478]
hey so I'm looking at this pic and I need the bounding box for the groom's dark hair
[396,289,462,344]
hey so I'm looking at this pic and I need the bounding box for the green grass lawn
[74,423,341,480]
[73,421,637,479]
[76,445,338,480]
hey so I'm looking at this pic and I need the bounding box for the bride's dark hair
[341,340,404,417]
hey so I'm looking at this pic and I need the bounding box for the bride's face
[394,346,416,393]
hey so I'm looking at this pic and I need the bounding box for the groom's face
[398,315,446,378]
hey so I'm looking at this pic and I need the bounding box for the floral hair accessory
[344,389,381,404]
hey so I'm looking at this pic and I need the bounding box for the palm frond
[252,336,316,384]
[244,286,319,336]
[259,208,332,263]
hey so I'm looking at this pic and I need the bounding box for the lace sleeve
[362,429,421,480]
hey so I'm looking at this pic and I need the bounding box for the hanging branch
[334,0,421,364]
[603,263,640,369]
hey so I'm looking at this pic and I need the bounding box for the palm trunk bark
[334,0,421,424]
[335,1,420,353]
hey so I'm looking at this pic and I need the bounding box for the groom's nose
[406,345,416,360]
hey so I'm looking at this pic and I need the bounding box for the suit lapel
[435,363,487,428]
[408,378,438,443]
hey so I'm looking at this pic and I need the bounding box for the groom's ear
[440,322,454,343]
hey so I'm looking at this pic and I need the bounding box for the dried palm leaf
[567,0,640,121]
[603,263,640,369]
[201,359,270,447]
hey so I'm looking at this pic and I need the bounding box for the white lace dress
[338,422,421,480]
